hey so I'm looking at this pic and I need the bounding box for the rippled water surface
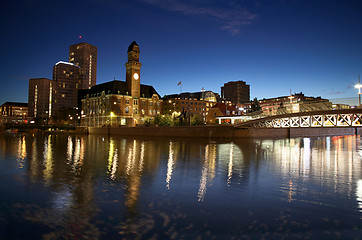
[0,133,361,239]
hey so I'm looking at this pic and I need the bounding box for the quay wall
[88,125,361,138]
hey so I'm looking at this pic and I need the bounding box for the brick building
[80,41,163,127]
[221,80,250,104]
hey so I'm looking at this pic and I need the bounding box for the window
[125,107,129,113]
[125,99,129,104]
[134,99,138,105]
[149,102,153,106]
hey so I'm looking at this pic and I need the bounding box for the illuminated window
[125,107,129,113]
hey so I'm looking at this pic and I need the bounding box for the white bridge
[234,109,362,129]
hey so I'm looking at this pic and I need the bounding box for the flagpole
[178,81,182,93]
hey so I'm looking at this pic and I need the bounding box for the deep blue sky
[1,0,362,104]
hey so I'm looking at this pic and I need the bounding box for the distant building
[162,91,218,123]
[0,102,28,124]
[52,61,82,114]
[80,41,163,127]
[69,42,97,89]
[259,92,332,116]
[221,80,250,104]
[28,78,53,119]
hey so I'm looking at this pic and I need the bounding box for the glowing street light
[288,95,294,104]
[110,112,114,125]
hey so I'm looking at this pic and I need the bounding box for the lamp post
[355,74,362,107]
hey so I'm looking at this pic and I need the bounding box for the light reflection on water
[0,134,361,239]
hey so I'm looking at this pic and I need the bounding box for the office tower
[221,80,250,104]
[28,78,53,119]
[69,42,97,89]
[52,61,82,113]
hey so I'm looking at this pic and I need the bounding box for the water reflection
[166,141,175,189]
[357,179,362,212]
[17,135,26,168]
[0,134,361,239]
[198,142,216,201]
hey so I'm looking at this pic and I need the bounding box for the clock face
[133,73,139,80]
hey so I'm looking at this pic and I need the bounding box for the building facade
[162,91,218,123]
[80,42,163,127]
[259,92,332,116]
[52,61,82,114]
[69,42,97,89]
[0,102,28,124]
[221,80,250,104]
[28,78,53,119]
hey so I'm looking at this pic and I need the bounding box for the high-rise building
[221,80,250,104]
[52,61,82,113]
[28,78,53,119]
[69,42,97,89]
[28,42,97,122]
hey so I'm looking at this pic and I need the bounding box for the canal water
[0,133,361,239]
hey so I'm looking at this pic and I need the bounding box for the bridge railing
[235,109,362,128]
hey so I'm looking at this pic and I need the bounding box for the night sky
[1,0,362,104]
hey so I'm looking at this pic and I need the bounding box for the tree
[250,97,261,112]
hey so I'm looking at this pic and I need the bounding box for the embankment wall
[88,125,361,138]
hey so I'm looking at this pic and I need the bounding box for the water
[0,133,361,239]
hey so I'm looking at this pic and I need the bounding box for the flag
[177,81,181,86]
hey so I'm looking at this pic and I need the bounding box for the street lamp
[355,74,362,106]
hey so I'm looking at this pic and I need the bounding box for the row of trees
[144,114,204,126]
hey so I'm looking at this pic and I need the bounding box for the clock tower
[125,41,141,98]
